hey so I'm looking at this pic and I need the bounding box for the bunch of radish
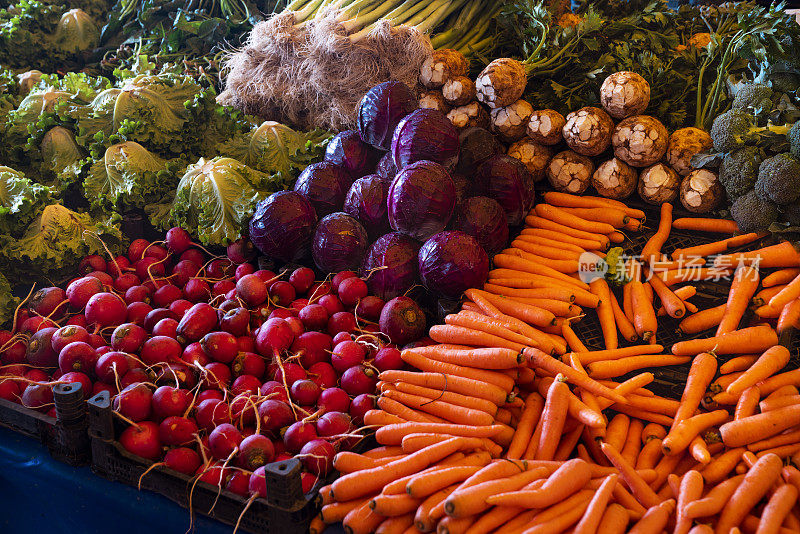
[0,227,427,505]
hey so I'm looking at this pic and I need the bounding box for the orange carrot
[720,405,800,447]
[342,500,385,534]
[506,392,544,460]
[759,394,800,413]
[720,354,759,374]
[444,466,549,518]
[399,351,515,392]
[362,447,405,460]
[769,271,800,310]
[520,227,605,251]
[378,397,442,424]
[535,376,570,461]
[525,348,628,404]
[636,437,664,471]
[364,410,407,427]
[756,484,799,534]
[518,490,594,534]
[647,270,686,318]
[596,503,630,534]
[726,345,790,395]
[574,344,665,364]
[393,383,498,417]
[590,278,618,349]
[605,288,638,342]
[716,453,784,533]
[662,410,730,455]
[407,342,523,371]
[488,459,592,510]
[501,247,580,273]
[428,324,526,352]
[383,390,494,426]
[509,239,583,261]
[735,386,761,420]
[764,268,800,288]
[375,423,505,446]
[414,484,457,532]
[543,191,646,218]
[675,470,704,534]
[535,203,617,234]
[404,465,483,499]
[556,206,630,227]
[672,217,739,233]
[671,233,763,260]
[628,499,675,534]
[621,418,645,466]
[601,441,661,508]
[715,241,800,269]
[482,283,576,303]
[605,413,630,453]
[678,304,726,335]
[672,351,717,429]
[334,452,405,473]
[515,233,588,253]
[748,428,800,453]
[671,325,779,356]
[718,265,761,335]
[491,256,590,290]
[563,320,589,352]
[586,355,691,379]
[321,497,374,523]
[525,215,612,250]
[641,202,673,265]
[378,371,507,406]
[370,493,421,516]
[554,423,586,461]
[629,280,657,342]
[777,298,800,334]
[573,474,618,534]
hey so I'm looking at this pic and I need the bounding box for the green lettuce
[0,271,17,329]
[0,165,53,237]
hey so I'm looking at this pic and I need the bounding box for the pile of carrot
[309,194,800,534]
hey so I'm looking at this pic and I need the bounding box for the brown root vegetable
[667,127,713,176]
[547,150,595,194]
[490,99,534,143]
[447,102,490,130]
[508,139,554,182]
[420,49,468,89]
[527,109,566,145]
[612,115,669,167]
[599,71,651,119]
[562,106,614,157]
[680,169,723,213]
[442,76,476,107]
[638,163,680,204]
[591,157,638,199]
[419,90,451,114]
[475,58,527,109]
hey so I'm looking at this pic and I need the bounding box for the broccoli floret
[731,190,780,232]
[710,108,792,153]
[719,146,762,199]
[782,202,800,226]
[731,83,773,112]
[790,121,800,160]
[754,153,800,204]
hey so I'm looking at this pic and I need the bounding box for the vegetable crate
[86,391,320,534]
[0,382,91,466]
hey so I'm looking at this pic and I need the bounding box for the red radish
[180,342,209,367]
[0,378,21,402]
[66,277,103,309]
[85,293,127,328]
[301,473,317,494]
[86,271,114,287]
[328,312,357,336]
[144,245,168,261]
[260,381,289,403]
[26,369,49,382]
[20,316,58,333]
[255,318,294,358]
[318,388,350,414]
[298,304,328,331]
[195,389,221,403]
[356,296,385,322]
[170,260,200,287]
[179,248,205,266]
[254,269,277,284]
[274,362,306,386]
[290,299,310,313]
[316,411,352,437]
[249,466,268,497]
[151,385,191,419]
[169,299,192,318]
[201,331,238,364]
[268,309,296,321]
[274,453,292,462]
[135,257,165,280]
[66,314,88,328]
[183,278,211,303]
[292,331,332,368]
[152,318,178,338]
[332,271,357,292]
[127,302,152,325]
[308,281,332,300]
[114,383,153,421]
[128,239,150,262]
[159,416,198,446]
[79,255,106,274]
[300,439,335,476]
[209,423,243,459]
[164,447,202,475]
[237,434,275,470]
[230,395,258,427]
[283,422,317,453]
[289,267,315,294]
[285,317,305,338]
[331,341,365,373]
[379,296,426,346]
[207,258,235,279]
[152,285,182,308]
[332,331,352,346]
[177,303,217,343]
[144,308,173,332]
[231,352,265,379]
[220,308,250,337]
[308,362,338,390]
[141,336,182,366]
[258,399,294,433]
[120,420,161,460]
[318,294,344,316]
[349,394,375,425]
[290,379,320,405]
[51,325,90,354]
[107,256,130,278]
[114,273,141,293]
[96,346,112,356]
[196,462,230,487]
[124,285,151,304]
[237,336,256,353]
[111,323,146,353]
[374,346,403,372]
[195,399,231,431]
[340,365,377,396]
[213,280,236,298]
[166,227,192,254]
[235,263,255,281]
[87,334,105,349]
[154,364,196,390]
[202,362,231,390]
[227,238,255,264]
[92,382,116,396]
[25,327,58,367]
[269,281,296,307]
[95,352,130,383]
[231,375,261,396]
[226,471,251,496]
[338,277,368,308]
[30,287,68,319]
[120,369,151,389]
[218,299,240,314]
[59,371,92,399]
[58,342,97,374]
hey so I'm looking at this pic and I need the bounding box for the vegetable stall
[2,0,800,533]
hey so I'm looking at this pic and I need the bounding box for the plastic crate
[87,391,321,534]
[0,382,91,465]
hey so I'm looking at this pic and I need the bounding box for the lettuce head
[0,165,53,236]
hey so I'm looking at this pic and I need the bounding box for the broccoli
[719,146,762,199]
[710,108,791,152]
[731,190,780,232]
[790,121,800,160]
[782,202,800,226]
[754,153,800,205]
[731,83,772,113]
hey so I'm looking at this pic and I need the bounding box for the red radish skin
[145,245,169,261]
[290,379,321,405]
[285,317,305,338]
[111,323,147,353]
[92,382,116,396]
[87,271,114,287]
[66,314,88,328]
[84,292,128,328]
[21,316,59,333]
[26,369,49,382]
[332,331,352,346]
[114,273,141,293]
[298,304,329,331]
[316,411,352,438]
[238,335,256,353]
[177,303,218,343]
[152,318,178,338]
[164,447,202,475]
[331,341,366,373]
[284,422,317,454]
[179,248,205,267]
[152,285,183,308]
[202,362,232,390]
[308,282,332,302]
[180,342,210,367]
[128,239,150,263]
[196,462,230,488]
[120,369,151,389]
[196,389,223,403]
[51,325,90,354]
[67,277,104,310]
[114,383,153,421]
[158,416,198,446]
[227,238,255,264]
[171,260,201,287]
[258,399,295,433]
[209,423,243,459]
[195,399,232,431]
[144,308,174,332]
[213,280,236,298]
[249,466,268,497]
[260,381,290,403]
[300,439,335,476]
[183,279,211,303]
[166,227,192,254]
[151,386,191,419]
[349,394,375,425]
[58,342,97,374]
[124,285,151,305]
[0,379,21,402]
[274,363,307,386]
[254,270,277,285]
[95,352,130,383]
[169,300,192,318]
[379,296,426,346]
[292,331,332,368]
[220,308,250,337]
[338,277,368,308]
[235,263,255,281]
[22,385,55,412]
[201,332,239,363]
[269,309,296,321]
[231,352,265,379]
[127,302,153,326]
[328,312,357,336]
[26,328,58,368]
[291,298,310,313]
[231,375,262,396]
[107,256,130,278]
[332,271,357,292]
[79,255,107,275]
[207,259,234,280]
[135,257,165,280]
[374,346,403,372]
[30,287,68,319]
[226,471,251,497]
[59,372,92,399]
[237,434,275,470]
[318,388,351,414]
[87,334,105,349]
[301,473,317,494]
[319,295,344,316]
[290,267,315,294]
[120,421,162,460]
[269,281,296,307]
[340,365,377,396]
[255,318,295,358]
[154,364,197,390]
[355,296,385,322]
[140,336,182,366]
[308,362,338,390]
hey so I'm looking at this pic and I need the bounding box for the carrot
[688,477,746,521]
[321,497,374,523]
[506,392,544,460]
[596,503,629,534]
[407,342,523,371]
[519,490,594,534]
[647,270,686,318]
[733,386,761,421]
[563,321,589,353]
[553,423,585,462]
[659,267,737,286]
[586,355,691,379]
[343,500,385,534]
[641,202,673,264]
[726,345,790,396]
[613,405,674,426]
[415,484,457,533]
[715,241,800,269]
[405,465,483,499]
[556,206,630,227]
[574,344,665,365]
[491,256,590,290]
[717,265,761,335]
[720,404,800,448]
[759,394,800,412]
[748,428,800,452]
[515,233,588,253]
[621,419,645,466]
[678,304,726,335]
[605,413,630,453]
[365,410,407,427]
[428,324,526,352]
[444,466,548,518]
[769,271,800,310]
[657,286,697,315]
[606,288,638,343]
[756,484,799,534]
[671,325,779,356]
[671,351,717,428]
[501,247,580,273]
[535,203,618,234]
[590,278,618,350]
[535,376,570,461]
[672,217,738,233]
[482,283,576,303]
[777,298,800,334]
[508,240,583,261]
[363,447,406,460]
[379,397,442,424]
[491,295,582,318]
[600,441,661,508]
[636,437,664,471]
[334,452,405,473]
[571,474,618,534]
[370,493,421,516]
[674,470,704,534]
[376,515,414,534]
[629,281,657,342]
[720,355,760,375]
[375,423,505,446]
[465,505,525,534]
[394,383,499,417]
[763,268,800,288]
[382,453,476,494]
[662,410,730,455]
[384,390,495,427]
[466,289,561,338]
[629,499,675,534]
[400,351,515,392]
[716,453,784,533]
[520,227,606,251]
[543,192,646,218]
[671,233,764,260]
[525,347,628,404]
[525,215,611,250]
[378,371,507,406]
[486,458,592,509]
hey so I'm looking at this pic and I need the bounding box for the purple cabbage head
[455,127,504,176]
[361,232,421,301]
[343,174,389,239]
[418,231,489,299]
[388,160,456,241]
[451,172,470,207]
[250,191,317,262]
[391,108,459,170]
[357,81,418,150]
[293,161,353,217]
[324,130,380,179]
[451,196,509,255]
[312,212,369,273]
[474,155,535,226]
[376,152,398,185]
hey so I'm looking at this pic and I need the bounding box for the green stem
[342,0,405,32]
[694,55,713,129]
[294,0,325,22]
[412,0,467,34]
[285,0,309,11]
[349,0,435,41]
[458,35,493,56]
[338,0,378,21]
[431,0,486,49]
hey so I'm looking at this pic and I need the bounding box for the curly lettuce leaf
[0,204,123,284]
[0,165,53,236]
[168,156,279,246]
[216,121,331,180]
[0,271,17,328]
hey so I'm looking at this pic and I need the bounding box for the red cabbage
[455,127,504,176]
[474,155,535,226]
[250,191,317,262]
[324,130,380,179]
[293,161,353,217]
[312,212,369,273]
[343,174,389,239]
[451,172,470,207]
[357,81,418,151]
[361,232,420,301]
[418,231,489,299]
[391,109,459,169]
[376,152,397,185]
[451,196,509,255]
[388,160,456,241]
